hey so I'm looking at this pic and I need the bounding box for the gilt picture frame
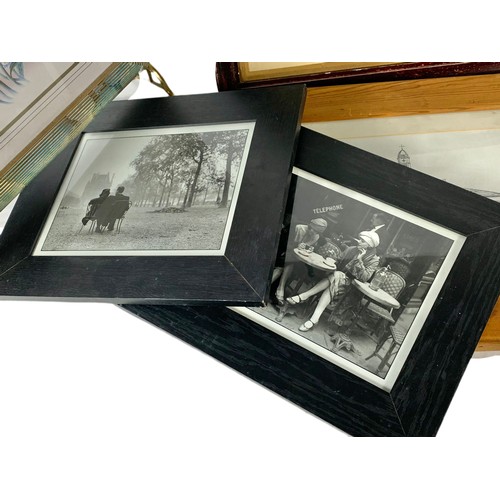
[0,85,306,304]
[122,127,500,436]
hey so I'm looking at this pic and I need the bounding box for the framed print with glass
[237,166,463,390]
[122,128,500,436]
[0,62,145,212]
[0,85,306,304]
[217,63,500,349]
[32,122,255,257]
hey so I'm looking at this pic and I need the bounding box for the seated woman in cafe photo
[247,171,461,379]
[286,229,381,332]
[274,217,328,305]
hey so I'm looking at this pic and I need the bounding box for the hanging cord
[144,63,174,96]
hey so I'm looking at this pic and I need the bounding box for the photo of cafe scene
[244,169,461,381]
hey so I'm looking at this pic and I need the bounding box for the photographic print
[0,87,306,304]
[306,109,500,202]
[235,167,464,391]
[33,122,255,256]
[122,127,500,435]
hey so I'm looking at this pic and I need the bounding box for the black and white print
[235,168,464,390]
[307,110,500,202]
[33,122,254,256]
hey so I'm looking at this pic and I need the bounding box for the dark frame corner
[121,127,500,436]
[0,86,306,305]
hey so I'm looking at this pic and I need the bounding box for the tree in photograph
[134,168,155,207]
[215,129,249,208]
[131,134,191,208]
[129,128,249,210]
[201,165,224,204]
[168,132,218,209]
[130,138,162,206]
[180,133,214,208]
[213,171,226,204]
[180,165,196,209]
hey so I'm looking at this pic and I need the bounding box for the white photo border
[232,166,465,392]
[32,121,255,257]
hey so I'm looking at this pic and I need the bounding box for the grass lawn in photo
[41,205,230,252]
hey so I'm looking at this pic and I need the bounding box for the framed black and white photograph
[32,123,254,256]
[0,85,306,304]
[293,68,500,350]
[236,167,463,389]
[122,127,500,436]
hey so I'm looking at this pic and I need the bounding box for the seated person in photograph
[81,188,110,226]
[274,218,328,304]
[107,186,130,231]
[369,212,388,251]
[114,185,130,203]
[95,186,130,233]
[286,230,380,332]
[341,212,388,251]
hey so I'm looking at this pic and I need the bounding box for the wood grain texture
[216,62,500,91]
[0,87,306,304]
[217,66,500,349]
[297,73,500,351]
[296,127,500,351]
[121,304,404,437]
[302,73,500,121]
[391,229,500,435]
[295,128,499,235]
[121,128,500,436]
[300,75,500,350]
[238,62,394,82]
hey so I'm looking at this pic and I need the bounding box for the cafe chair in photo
[384,257,411,281]
[365,323,407,375]
[79,201,98,234]
[79,199,131,235]
[349,269,406,341]
[113,200,132,234]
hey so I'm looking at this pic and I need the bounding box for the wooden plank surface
[302,73,500,122]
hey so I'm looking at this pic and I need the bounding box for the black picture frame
[122,127,500,436]
[0,85,305,305]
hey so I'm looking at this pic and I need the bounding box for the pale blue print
[0,62,25,104]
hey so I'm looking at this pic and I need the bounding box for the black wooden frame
[122,127,500,436]
[0,86,306,305]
